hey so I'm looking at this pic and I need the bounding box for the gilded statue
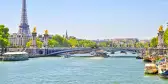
[33,27,36,33]
[45,30,48,34]
[158,25,163,32]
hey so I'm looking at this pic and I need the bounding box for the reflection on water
[144,74,159,77]
[88,57,104,60]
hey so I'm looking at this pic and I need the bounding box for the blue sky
[0,0,168,40]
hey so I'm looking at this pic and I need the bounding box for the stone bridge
[101,47,145,53]
[7,47,146,57]
[25,47,93,56]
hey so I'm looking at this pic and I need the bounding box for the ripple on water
[0,57,168,84]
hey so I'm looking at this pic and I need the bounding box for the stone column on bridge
[43,30,49,55]
[43,30,49,48]
[31,27,37,55]
[157,25,164,49]
[157,25,165,55]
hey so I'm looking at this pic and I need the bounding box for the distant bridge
[101,47,145,53]
[46,48,93,56]
[25,47,93,56]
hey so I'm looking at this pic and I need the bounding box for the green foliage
[26,38,43,48]
[150,37,158,48]
[98,41,113,47]
[106,41,111,47]
[112,43,118,48]
[164,28,168,47]
[135,42,141,48]
[48,34,97,48]
[86,41,97,48]
[121,43,127,48]
[78,40,96,48]
[48,39,59,48]
[51,34,70,47]
[37,39,43,48]
[144,42,149,49]
[99,42,107,47]
[0,25,10,54]
[135,42,147,48]
[68,38,78,47]
[26,41,31,48]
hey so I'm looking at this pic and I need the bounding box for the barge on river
[0,52,29,61]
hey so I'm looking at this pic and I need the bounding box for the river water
[0,56,168,84]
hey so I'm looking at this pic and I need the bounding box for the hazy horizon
[0,0,168,40]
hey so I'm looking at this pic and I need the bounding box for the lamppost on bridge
[148,25,165,56]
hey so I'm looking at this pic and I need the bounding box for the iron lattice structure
[18,0,31,36]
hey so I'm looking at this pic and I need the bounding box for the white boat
[2,52,29,61]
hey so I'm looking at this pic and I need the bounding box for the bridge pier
[43,30,49,56]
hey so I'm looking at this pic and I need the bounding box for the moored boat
[144,63,158,74]
[120,51,127,54]
[158,57,168,79]
[2,52,29,61]
[111,51,115,54]
[143,57,152,62]
[136,56,143,59]
[160,70,168,79]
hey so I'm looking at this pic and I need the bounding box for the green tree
[48,39,59,48]
[78,40,84,47]
[112,43,117,48]
[135,42,141,48]
[0,25,10,55]
[68,38,78,47]
[52,34,70,47]
[62,39,70,47]
[78,40,97,48]
[99,42,107,47]
[121,43,127,48]
[150,37,158,48]
[106,41,112,47]
[26,38,43,48]
[164,28,168,47]
[52,34,64,46]
[144,42,149,49]
[87,41,96,48]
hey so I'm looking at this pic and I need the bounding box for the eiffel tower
[18,0,31,36]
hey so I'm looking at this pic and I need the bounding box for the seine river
[0,56,168,84]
